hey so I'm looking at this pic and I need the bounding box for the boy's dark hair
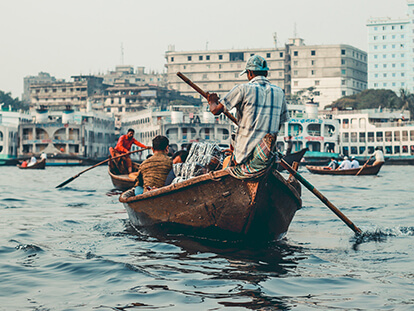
[173,150,189,162]
[127,128,135,134]
[152,135,169,151]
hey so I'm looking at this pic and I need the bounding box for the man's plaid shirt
[222,76,289,163]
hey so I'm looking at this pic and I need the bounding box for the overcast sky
[0,0,409,98]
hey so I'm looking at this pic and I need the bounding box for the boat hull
[17,158,46,169]
[108,167,136,191]
[306,163,383,175]
[120,168,301,241]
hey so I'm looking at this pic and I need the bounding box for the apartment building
[97,65,167,87]
[367,1,414,93]
[29,75,106,111]
[165,38,367,109]
[22,72,57,103]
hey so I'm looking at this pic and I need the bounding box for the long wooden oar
[177,72,362,234]
[356,155,374,176]
[279,159,362,234]
[55,147,150,188]
[176,72,238,125]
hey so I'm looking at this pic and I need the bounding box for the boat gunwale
[120,168,301,205]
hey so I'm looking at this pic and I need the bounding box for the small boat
[17,158,46,170]
[306,162,384,175]
[119,167,302,241]
[276,148,308,171]
[108,159,139,191]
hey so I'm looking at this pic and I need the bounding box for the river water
[0,165,413,310]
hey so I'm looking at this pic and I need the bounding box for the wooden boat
[306,162,384,175]
[108,160,139,191]
[276,148,308,171]
[17,158,46,170]
[119,167,302,241]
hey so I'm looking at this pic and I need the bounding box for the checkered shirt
[222,76,289,163]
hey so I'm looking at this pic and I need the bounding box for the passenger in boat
[40,152,47,160]
[109,129,149,174]
[372,147,385,166]
[338,156,352,170]
[21,160,28,168]
[134,135,172,195]
[207,54,289,177]
[350,156,360,169]
[27,156,37,167]
[165,150,189,186]
[327,157,339,170]
[285,135,293,155]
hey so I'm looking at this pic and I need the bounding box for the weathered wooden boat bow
[119,167,302,241]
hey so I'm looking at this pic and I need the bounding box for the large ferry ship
[120,105,233,161]
[18,105,116,165]
[323,108,414,164]
[121,102,340,164]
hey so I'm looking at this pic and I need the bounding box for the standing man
[207,54,289,171]
[109,129,149,174]
[285,135,293,155]
[372,147,385,166]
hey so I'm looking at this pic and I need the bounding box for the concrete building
[97,65,167,87]
[165,38,367,109]
[367,1,414,93]
[90,82,202,129]
[29,75,106,111]
[22,72,57,103]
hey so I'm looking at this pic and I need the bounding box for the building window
[374,55,378,59]
[293,61,298,65]
[294,81,298,86]
[314,91,320,96]
[311,70,315,75]
[374,64,378,68]
[266,53,271,58]
[311,50,316,56]
[218,84,222,89]
[311,60,315,65]
[341,59,345,65]
[341,80,345,85]
[383,45,386,49]
[315,80,320,86]
[187,56,192,61]
[341,49,346,55]
[375,74,378,78]
[171,57,174,62]
[218,55,223,60]
[341,69,346,75]
[294,70,298,75]
[199,55,203,61]
[374,36,377,40]
[229,52,244,62]
[342,91,346,96]
[401,35,405,38]
[401,53,405,57]
[206,55,210,60]
[383,64,387,68]
[402,73,405,77]
[293,51,298,56]
[279,52,284,57]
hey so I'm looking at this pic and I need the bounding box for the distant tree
[399,88,414,120]
[289,86,318,104]
[327,89,403,110]
[0,90,29,111]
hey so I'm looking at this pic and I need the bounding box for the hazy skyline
[0,0,409,99]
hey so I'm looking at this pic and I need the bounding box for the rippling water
[0,165,413,310]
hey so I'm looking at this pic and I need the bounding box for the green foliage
[0,90,29,111]
[328,89,403,110]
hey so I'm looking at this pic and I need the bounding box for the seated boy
[134,136,172,195]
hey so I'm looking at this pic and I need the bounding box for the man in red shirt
[109,129,149,173]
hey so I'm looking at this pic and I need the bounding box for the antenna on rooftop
[273,32,278,48]
[293,23,298,38]
[206,41,209,50]
[120,43,124,65]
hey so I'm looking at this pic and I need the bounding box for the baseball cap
[239,55,269,76]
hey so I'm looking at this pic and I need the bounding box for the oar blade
[55,177,75,188]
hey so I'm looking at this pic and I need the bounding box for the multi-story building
[367,1,414,93]
[22,72,57,103]
[29,75,106,111]
[165,38,367,109]
[97,65,167,87]
[90,82,202,130]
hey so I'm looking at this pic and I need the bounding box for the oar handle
[176,72,238,125]
[280,159,362,234]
